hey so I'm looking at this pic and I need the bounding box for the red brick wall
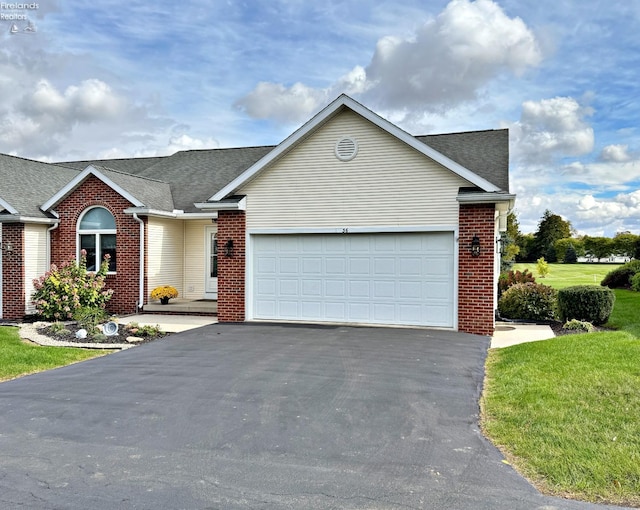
[217,210,246,322]
[458,203,496,336]
[1,223,25,320]
[50,176,144,315]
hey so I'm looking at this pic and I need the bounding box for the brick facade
[458,203,496,336]
[216,210,246,322]
[50,176,144,316]
[1,223,25,320]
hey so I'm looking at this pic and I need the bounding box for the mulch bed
[39,322,167,345]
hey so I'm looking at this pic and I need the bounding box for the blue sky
[1,0,639,236]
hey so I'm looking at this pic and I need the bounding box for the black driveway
[0,324,627,509]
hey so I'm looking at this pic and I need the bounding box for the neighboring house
[0,94,514,336]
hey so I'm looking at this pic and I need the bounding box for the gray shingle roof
[416,129,509,192]
[61,146,275,213]
[2,125,509,220]
[0,154,80,218]
[89,165,175,211]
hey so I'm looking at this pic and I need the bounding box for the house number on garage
[342,228,349,234]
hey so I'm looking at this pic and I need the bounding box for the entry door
[204,226,218,299]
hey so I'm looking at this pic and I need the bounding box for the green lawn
[0,326,110,382]
[512,262,622,289]
[484,265,640,506]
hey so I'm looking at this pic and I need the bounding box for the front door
[204,226,218,299]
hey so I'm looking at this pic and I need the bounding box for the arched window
[77,207,116,272]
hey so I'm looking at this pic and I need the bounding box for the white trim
[212,94,500,201]
[41,165,144,212]
[0,215,58,224]
[457,192,516,205]
[194,197,246,211]
[204,225,218,299]
[132,213,145,310]
[124,207,220,220]
[76,206,117,274]
[245,225,459,330]
[0,197,18,215]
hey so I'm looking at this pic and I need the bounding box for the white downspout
[132,213,145,311]
[46,211,60,268]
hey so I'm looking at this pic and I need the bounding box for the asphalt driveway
[0,323,627,509]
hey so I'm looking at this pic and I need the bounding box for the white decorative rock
[75,329,88,339]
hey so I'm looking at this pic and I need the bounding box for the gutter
[132,213,145,311]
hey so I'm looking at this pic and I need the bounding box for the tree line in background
[501,209,640,269]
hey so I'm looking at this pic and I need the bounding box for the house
[0,94,514,336]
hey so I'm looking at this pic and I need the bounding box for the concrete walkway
[122,314,217,333]
[491,321,555,348]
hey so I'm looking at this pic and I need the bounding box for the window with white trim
[77,207,116,272]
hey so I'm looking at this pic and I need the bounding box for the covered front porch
[143,298,217,316]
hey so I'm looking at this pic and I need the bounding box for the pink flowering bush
[32,251,113,320]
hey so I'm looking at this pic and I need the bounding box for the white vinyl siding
[184,219,213,299]
[240,110,471,229]
[147,218,185,300]
[24,224,48,315]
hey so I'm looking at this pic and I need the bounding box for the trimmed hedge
[498,282,557,321]
[601,259,640,289]
[557,285,615,325]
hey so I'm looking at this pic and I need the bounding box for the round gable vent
[335,137,358,161]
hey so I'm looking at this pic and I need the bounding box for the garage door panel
[252,233,454,327]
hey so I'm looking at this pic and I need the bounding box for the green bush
[557,285,615,325]
[631,272,640,292]
[562,319,595,333]
[31,251,113,320]
[498,269,536,296]
[601,259,640,289]
[498,282,558,321]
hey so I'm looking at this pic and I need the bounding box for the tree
[500,212,521,271]
[532,210,572,261]
[555,237,585,262]
[583,236,614,262]
[516,233,536,262]
[536,257,550,278]
[613,232,640,259]
[564,243,578,263]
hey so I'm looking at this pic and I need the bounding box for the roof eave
[194,197,247,211]
[457,192,516,211]
[0,214,59,224]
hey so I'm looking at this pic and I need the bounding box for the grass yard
[512,262,622,289]
[0,326,111,382]
[484,264,640,506]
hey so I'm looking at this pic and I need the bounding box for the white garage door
[252,232,455,327]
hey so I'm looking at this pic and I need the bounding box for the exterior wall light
[4,241,13,252]
[470,235,481,258]
[225,239,234,258]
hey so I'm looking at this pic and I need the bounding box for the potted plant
[151,285,179,304]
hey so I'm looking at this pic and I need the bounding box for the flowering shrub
[150,286,178,300]
[498,269,536,296]
[31,251,113,320]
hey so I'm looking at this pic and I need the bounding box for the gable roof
[40,165,175,212]
[61,146,273,213]
[209,94,505,203]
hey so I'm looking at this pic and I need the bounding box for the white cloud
[236,0,542,123]
[509,96,594,164]
[235,82,328,124]
[600,144,631,162]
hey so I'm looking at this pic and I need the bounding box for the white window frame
[76,206,117,274]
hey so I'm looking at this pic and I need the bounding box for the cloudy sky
[1,0,639,235]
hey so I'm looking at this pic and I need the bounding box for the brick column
[2,223,25,320]
[217,210,246,322]
[458,203,495,336]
